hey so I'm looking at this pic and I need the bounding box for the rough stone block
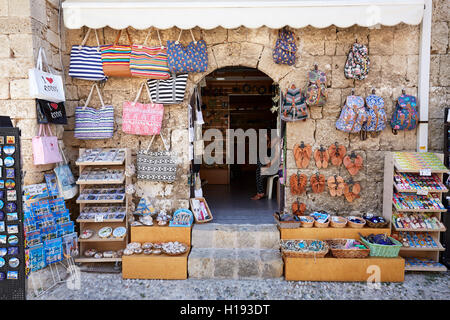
[369,27,394,55]
[10,79,30,99]
[331,56,353,88]
[286,119,315,149]
[0,34,10,58]
[188,248,214,279]
[237,250,259,278]
[431,21,449,55]
[238,42,263,69]
[201,27,227,45]
[439,55,450,87]
[213,225,237,248]
[0,78,9,99]
[257,46,292,83]
[394,24,419,55]
[0,0,7,16]
[0,17,32,34]
[213,249,236,278]
[228,27,247,43]
[9,33,33,57]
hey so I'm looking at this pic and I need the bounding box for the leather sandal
[343,151,363,176]
[310,172,325,193]
[327,175,345,197]
[343,179,361,202]
[292,198,306,216]
[289,171,307,195]
[328,142,347,166]
[314,145,329,169]
[293,142,312,169]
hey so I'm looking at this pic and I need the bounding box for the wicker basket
[299,216,314,228]
[365,219,389,228]
[346,216,366,228]
[326,239,370,258]
[359,236,402,257]
[273,214,301,229]
[281,239,329,258]
[314,219,330,228]
[330,216,347,228]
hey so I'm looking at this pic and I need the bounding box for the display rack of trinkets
[383,151,448,272]
[75,148,131,263]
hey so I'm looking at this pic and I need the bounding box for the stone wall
[0,0,64,185]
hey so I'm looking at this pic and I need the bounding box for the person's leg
[251,160,265,200]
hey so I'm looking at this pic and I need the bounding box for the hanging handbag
[32,124,63,165]
[130,28,170,79]
[272,28,297,66]
[344,42,370,80]
[69,28,107,81]
[74,83,114,140]
[167,29,208,73]
[137,133,178,183]
[100,28,133,77]
[122,82,164,136]
[280,85,308,121]
[305,66,328,107]
[335,95,368,133]
[54,143,78,200]
[28,47,65,103]
[390,94,419,133]
[36,99,67,125]
[147,73,188,104]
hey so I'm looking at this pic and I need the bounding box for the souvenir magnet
[0,200,4,210]
[3,145,15,155]
[8,235,18,245]
[0,221,4,232]
[0,191,4,199]
[7,271,18,280]
[6,212,17,221]
[5,180,15,190]
[0,180,4,189]
[0,257,4,267]
[5,203,16,213]
[4,157,14,167]
[6,136,14,144]
[7,225,18,234]
[0,137,4,144]
[0,272,5,280]
[7,247,18,255]
[0,248,6,257]
[0,235,6,244]
[5,169,14,179]
[8,257,19,268]
[7,190,16,201]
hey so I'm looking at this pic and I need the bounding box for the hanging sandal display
[289,171,307,195]
[343,151,363,176]
[291,198,306,216]
[328,142,346,167]
[343,179,361,203]
[293,142,312,169]
[310,172,326,194]
[314,145,329,169]
[327,175,345,197]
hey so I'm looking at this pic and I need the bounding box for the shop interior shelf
[75,257,122,263]
[78,235,126,243]
[404,265,447,272]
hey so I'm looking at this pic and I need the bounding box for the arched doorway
[191,66,280,224]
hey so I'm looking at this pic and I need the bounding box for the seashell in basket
[299,216,314,228]
[330,216,347,228]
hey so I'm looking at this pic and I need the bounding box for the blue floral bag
[336,95,367,133]
[363,94,387,132]
[167,30,208,73]
[273,28,297,66]
[390,94,419,132]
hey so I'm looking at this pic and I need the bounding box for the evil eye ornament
[5,180,15,190]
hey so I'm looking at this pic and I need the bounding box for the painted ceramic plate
[5,180,15,189]
[0,257,5,268]
[80,229,94,239]
[112,227,126,238]
[0,248,6,257]
[3,146,15,155]
[4,157,14,167]
[8,257,19,268]
[98,227,112,238]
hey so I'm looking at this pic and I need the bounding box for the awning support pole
[417,0,432,152]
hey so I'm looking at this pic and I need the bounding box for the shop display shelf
[76,159,125,166]
[404,265,447,272]
[393,207,447,213]
[393,166,448,174]
[76,199,125,204]
[279,226,391,241]
[399,242,445,252]
[75,257,122,263]
[78,235,126,243]
[394,185,448,194]
[76,218,125,223]
[393,225,446,232]
[76,177,125,185]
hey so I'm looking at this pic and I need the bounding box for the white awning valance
[62,0,425,30]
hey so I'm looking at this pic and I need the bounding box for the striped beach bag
[100,29,133,77]
[69,28,107,81]
[147,73,188,104]
[74,83,114,140]
[130,28,170,79]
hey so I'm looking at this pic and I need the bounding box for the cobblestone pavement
[29,272,450,300]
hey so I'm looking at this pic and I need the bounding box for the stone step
[188,248,283,279]
[191,223,280,250]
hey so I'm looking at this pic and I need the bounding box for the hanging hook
[371,87,376,94]
[401,88,406,95]
[314,63,318,71]
[300,141,305,148]
[350,151,356,159]
[351,88,355,95]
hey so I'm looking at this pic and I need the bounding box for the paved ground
[28,271,450,300]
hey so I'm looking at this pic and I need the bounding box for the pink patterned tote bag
[32,124,62,165]
[122,82,164,136]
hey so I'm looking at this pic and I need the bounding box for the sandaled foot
[251,193,265,200]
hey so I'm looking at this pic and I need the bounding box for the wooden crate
[280,227,391,241]
[130,225,192,246]
[122,250,189,280]
[284,256,405,282]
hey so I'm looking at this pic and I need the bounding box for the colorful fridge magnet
[0,272,5,281]
[7,271,18,280]
[8,235,18,245]
[0,158,3,166]
[0,257,5,267]
[7,225,18,234]
[5,180,15,189]
[0,248,6,257]
[0,191,4,199]
[0,180,4,189]
[4,157,14,167]
[0,137,4,144]
[6,136,15,144]
[0,211,3,220]
[3,145,15,155]
[8,247,18,255]
[0,221,4,232]
[0,200,4,210]
[5,169,14,179]
[5,202,16,213]
[8,257,19,268]
[6,212,17,221]
[0,235,5,244]
[6,190,16,201]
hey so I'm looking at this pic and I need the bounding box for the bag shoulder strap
[114,28,133,46]
[134,82,154,104]
[36,47,50,72]
[80,28,101,48]
[143,27,163,48]
[176,29,197,45]
[84,83,105,109]
[38,124,54,137]
[145,132,170,153]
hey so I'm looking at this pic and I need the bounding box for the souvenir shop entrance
[193,67,280,224]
